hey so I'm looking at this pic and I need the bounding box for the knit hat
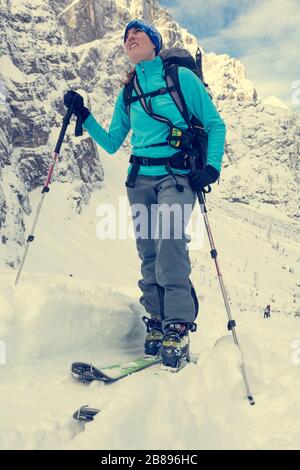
[124,19,162,56]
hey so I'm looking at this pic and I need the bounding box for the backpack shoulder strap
[123,63,194,130]
[132,74,174,129]
[123,76,135,116]
[123,72,175,116]
[163,64,191,128]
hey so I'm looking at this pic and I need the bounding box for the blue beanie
[124,19,162,56]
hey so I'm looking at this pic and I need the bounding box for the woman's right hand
[64,90,84,110]
[63,90,90,122]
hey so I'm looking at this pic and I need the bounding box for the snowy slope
[1,145,300,449]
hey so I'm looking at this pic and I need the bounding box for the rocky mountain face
[0,0,299,268]
[219,99,300,218]
[0,0,105,266]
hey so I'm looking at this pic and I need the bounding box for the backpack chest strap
[133,74,174,129]
[126,86,176,105]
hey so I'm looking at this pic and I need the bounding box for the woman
[64,19,226,368]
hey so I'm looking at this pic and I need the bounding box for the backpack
[123,47,212,170]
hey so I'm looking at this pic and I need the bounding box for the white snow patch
[57,0,83,18]
[264,96,290,110]
[0,55,34,84]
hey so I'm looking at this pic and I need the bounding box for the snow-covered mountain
[0,0,299,450]
[0,0,299,268]
[264,96,290,111]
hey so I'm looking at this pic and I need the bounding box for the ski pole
[14,104,75,285]
[190,159,255,405]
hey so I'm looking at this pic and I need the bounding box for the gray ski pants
[127,173,197,331]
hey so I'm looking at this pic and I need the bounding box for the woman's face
[124,27,156,64]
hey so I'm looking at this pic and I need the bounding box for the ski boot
[142,316,163,356]
[161,323,196,370]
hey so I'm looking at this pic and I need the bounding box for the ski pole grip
[54,103,76,154]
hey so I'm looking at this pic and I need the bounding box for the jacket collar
[135,55,163,76]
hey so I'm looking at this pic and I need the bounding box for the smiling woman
[124,20,163,52]
[63,18,226,370]
[124,26,155,63]
[122,20,163,85]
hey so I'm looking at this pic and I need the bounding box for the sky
[159,0,300,111]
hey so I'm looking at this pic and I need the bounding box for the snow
[0,55,34,84]
[1,265,300,449]
[0,142,300,449]
[264,95,290,110]
[57,0,83,18]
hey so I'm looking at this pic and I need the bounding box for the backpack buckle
[183,153,190,168]
[141,157,150,166]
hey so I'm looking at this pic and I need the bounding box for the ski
[71,353,199,385]
[72,354,199,422]
[71,355,161,385]
[73,405,100,422]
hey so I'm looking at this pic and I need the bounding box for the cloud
[160,0,300,109]
[220,0,300,41]
[162,0,257,37]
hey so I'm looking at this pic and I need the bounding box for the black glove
[188,165,220,192]
[64,90,90,123]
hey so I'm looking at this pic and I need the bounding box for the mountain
[263,96,290,110]
[0,0,299,270]
[55,0,300,219]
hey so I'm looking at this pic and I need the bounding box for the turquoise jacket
[84,55,226,176]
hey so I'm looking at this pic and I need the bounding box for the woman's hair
[121,66,136,87]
